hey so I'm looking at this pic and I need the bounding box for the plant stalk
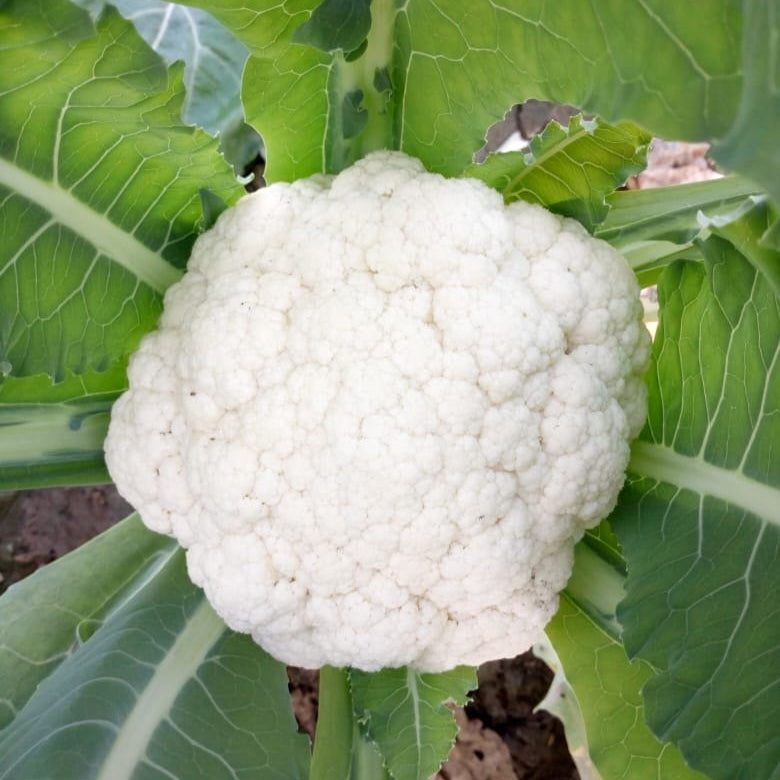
[563,541,625,640]
[327,0,396,172]
[310,666,389,780]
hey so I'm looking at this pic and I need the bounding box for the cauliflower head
[105,151,650,672]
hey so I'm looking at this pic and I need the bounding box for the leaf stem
[310,666,354,780]
[350,723,388,780]
[326,0,396,171]
[310,666,389,780]
[563,541,626,640]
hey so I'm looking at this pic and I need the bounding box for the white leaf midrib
[629,440,780,524]
[405,668,425,778]
[95,598,226,780]
[0,157,182,294]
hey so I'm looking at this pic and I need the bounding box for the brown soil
[0,487,131,593]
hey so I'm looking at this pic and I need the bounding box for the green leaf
[187,0,772,204]
[256,0,395,180]
[199,0,329,180]
[0,397,113,489]
[0,367,126,489]
[72,0,250,134]
[711,0,780,203]
[699,197,780,296]
[611,239,780,779]
[464,115,650,231]
[394,1,745,176]
[541,538,707,778]
[293,0,372,56]
[543,588,708,780]
[181,0,396,181]
[199,188,230,231]
[0,514,173,729]
[70,0,261,171]
[598,177,764,248]
[349,666,476,780]
[595,178,766,285]
[0,516,311,780]
[243,30,331,180]
[0,0,239,382]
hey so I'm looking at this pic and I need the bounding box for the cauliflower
[105,151,650,672]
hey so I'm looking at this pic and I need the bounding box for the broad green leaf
[109,0,248,136]
[394,1,745,176]
[532,637,599,780]
[180,0,396,181]
[164,0,384,181]
[611,237,780,779]
[71,0,260,170]
[349,666,476,780]
[596,178,766,285]
[0,514,173,729]
[0,0,238,383]
[186,0,774,207]
[699,197,780,296]
[292,0,372,56]
[761,209,780,254]
[199,188,230,230]
[544,587,707,780]
[465,115,650,231]
[542,540,708,779]
[0,517,311,780]
[711,0,779,204]
[242,12,331,181]
[598,177,764,248]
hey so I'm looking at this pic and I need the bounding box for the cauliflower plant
[105,151,650,672]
